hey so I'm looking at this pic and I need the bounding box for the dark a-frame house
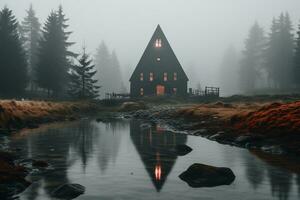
[130,25,189,97]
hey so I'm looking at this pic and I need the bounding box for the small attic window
[155,39,162,48]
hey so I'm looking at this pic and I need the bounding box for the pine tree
[295,22,300,87]
[20,4,41,91]
[265,18,280,88]
[69,48,100,99]
[57,5,76,58]
[265,13,294,89]
[110,50,123,92]
[95,42,124,98]
[0,7,28,96]
[95,41,111,97]
[36,11,67,96]
[240,22,265,93]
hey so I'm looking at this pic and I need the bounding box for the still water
[8,119,300,200]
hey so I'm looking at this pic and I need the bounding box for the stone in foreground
[179,163,235,187]
[51,183,85,199]
[175,144,193,156]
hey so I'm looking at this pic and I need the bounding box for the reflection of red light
[156,125,164,133]
[155,164,162,180]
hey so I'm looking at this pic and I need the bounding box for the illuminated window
[155,164,162,181]
[149,72,154,81]
[140,73,144,81]
[163,72,168,81]
[173,88,177,94]
[140,88,144,96]
[173,72,177,81]
[155,39,162,48]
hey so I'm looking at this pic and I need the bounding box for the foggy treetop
[2,0,300,88]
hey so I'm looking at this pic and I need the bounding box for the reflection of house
[130,120,187,192]
[130,25,189,97]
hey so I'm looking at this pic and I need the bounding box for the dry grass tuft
[0,100,97,130]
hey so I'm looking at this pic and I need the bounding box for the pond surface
[7,119,300,200]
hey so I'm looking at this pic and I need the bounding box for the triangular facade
[130,25,188,97]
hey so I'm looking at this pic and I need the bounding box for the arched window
[173,72,177,81]
[163,72,168,81]
[140,88,144,96]
[155,39,162,48]
[140,73,144,81]
[149,72,154,81]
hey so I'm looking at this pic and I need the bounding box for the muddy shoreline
[127,103,300,157]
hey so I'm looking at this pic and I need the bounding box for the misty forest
[1,1,300,200]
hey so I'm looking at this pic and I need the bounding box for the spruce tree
[265,18,280,88]
[110,50,123,92]
[95,42,124,98]
[0,7,28,96]
[95,41,111,97]
[57,5,76,58]
[295,22,300,87]
[20,4,41,91]
[36,11,67,96]
[240,22,265,93]
[265,13,294,89]
[69,48,100,99]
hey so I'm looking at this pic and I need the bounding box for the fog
[2,0,300,96]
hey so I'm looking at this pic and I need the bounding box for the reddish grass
[232,101,300,135]
[175,101,300,136]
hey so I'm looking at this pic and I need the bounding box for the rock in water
[51,183,85,199]
[175,144,193,156]
[179,163,235,187]
[32,160,49,168]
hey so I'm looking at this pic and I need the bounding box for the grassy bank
[0,100,99,133]
[169,101,300,155]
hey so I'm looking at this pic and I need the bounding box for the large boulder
[51,183,85,199]
[179,163,235,187]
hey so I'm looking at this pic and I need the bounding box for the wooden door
[156,85,165,96]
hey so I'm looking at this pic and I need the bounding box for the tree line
[0,5,124,99]
[239,13,300,94]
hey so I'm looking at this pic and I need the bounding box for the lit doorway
[156,85,165,96]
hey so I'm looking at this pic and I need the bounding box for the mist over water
[1,0,300,95]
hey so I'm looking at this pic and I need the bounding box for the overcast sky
[1,0,300,90]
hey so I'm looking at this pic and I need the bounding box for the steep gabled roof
[130,25,189,81]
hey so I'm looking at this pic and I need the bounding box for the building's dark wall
[130,74,187,97]
[130,25,189,98]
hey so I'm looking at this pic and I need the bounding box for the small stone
[191,129,207,136]
[32,160,49,168]
[175,144,193,156]
[51,183,85,199]
[209,134,220,140]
